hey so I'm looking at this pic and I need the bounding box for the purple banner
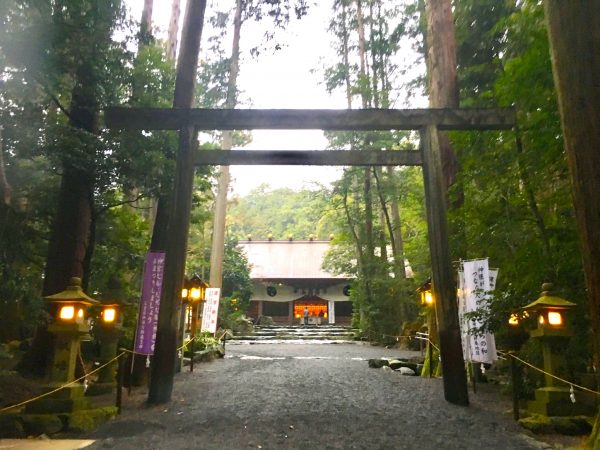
[133,252,165,355]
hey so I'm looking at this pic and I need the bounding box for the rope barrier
[381,333,413,340]
[119,336,196,357]
[498,350,600,397]
[178,336,195,351]
[426,339,440,353]
[1,336,208,413]
[0,351,127,413]
[217,330,234,340]
[378,332,440,353]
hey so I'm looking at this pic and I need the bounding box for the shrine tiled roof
[238,240,348,280]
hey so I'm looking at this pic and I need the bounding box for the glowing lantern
[417,280,434,306]
[41,277,98,390]
[522,283,578,415]
[45,277,98,324]
[523,283,575,337]
[100,304,120,325]
[508,314,520,326]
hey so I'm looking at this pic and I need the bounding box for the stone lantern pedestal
[86,322,122,395]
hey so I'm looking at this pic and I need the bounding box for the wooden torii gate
[106,106,515,407]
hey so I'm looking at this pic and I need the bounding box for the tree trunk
[356,0,368,109]
[388,169,406,280]
[166,0,182,62]
[209,0,243,289]
[424,0,459,189]
[543,1,600,445]
[0,127,11,207]
[340,2,352,109]
[140,0,154,44]
[43,65,97,296]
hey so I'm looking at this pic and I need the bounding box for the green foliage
[222,238,253,304]
[194,332,221,352]
[445,0,591,390]
[227,185,337,240]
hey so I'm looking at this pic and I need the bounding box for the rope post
[510,352,520,421]
[428,339,433,378]
[116,349,126,414]
[190,336,195,373]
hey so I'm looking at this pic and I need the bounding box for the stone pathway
[80,343,554,450]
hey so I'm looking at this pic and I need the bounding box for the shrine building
[239,238,353,325]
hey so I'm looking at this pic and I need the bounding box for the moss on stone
[66,406,118,433]
[0,413,26,438]
[21,413,64,436]
[519,414,593,436]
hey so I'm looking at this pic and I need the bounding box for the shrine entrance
[294,298,328,325]
[106,106,515,407]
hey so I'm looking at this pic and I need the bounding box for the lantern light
[508,314,519,326]
[190,287,201,300]
[417,279,433,306]
[60,306,75,320]
[548,311,563,326]
[102,307,117,323]
[181,288,189,299]
[423,291,434,305]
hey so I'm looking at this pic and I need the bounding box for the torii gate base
[106,106,515,407]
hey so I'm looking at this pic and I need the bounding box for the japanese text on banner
[201,288,221,334]
[133,252,165,355]
[458,259,498,364]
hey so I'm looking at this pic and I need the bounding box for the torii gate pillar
[421,125,469,405]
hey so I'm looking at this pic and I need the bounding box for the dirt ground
[80,342,583,450]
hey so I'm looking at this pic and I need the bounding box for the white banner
[459,259,498,364]
[201,288,221,334]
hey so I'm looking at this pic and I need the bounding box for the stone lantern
[523,283,578,416]
[26,277,98,414]
[87,280,124,395]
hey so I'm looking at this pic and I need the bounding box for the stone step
[229,334,355,341]
[231,325,358,342]
[249,330,353,335]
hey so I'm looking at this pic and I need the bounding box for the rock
[66,406,118,433]
[518,414,593,436]
[388,360,418,373]
[397,367,416,376]
[0,413,26,438]
[368,359,389,369]
[382,365,393,372]
[21,414,64,436]
[256,316,274,326]
[388,359,405,370]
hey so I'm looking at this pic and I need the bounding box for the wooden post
[510,352,520,421]
[116,349,125,414]
[420,124,469,406]
[190,302,197,373]
[148,0,207,405]
[428,339,433,378]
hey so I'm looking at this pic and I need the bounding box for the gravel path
[85,342,549,450]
